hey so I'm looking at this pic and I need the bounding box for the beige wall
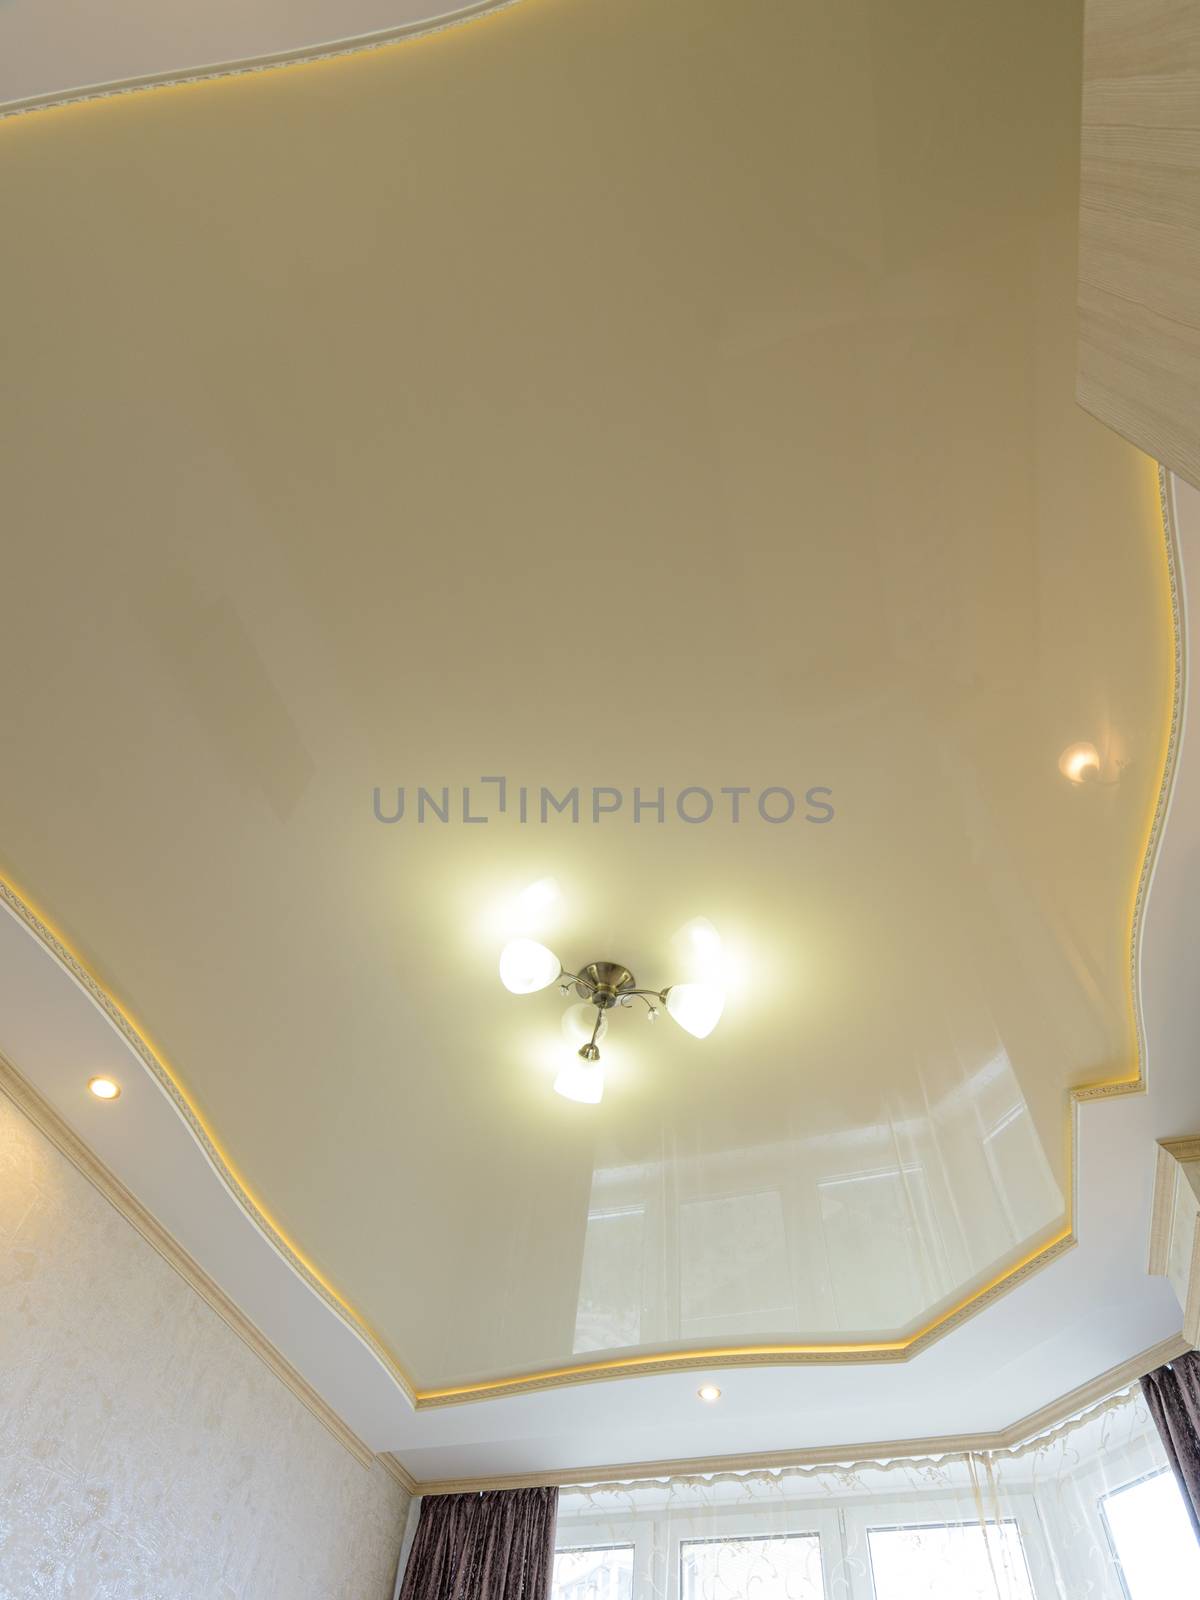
[0,1090,407,1599]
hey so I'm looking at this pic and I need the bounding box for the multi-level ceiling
[0,0,1190,1478]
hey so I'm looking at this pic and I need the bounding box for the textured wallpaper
[0,1091,409,1599]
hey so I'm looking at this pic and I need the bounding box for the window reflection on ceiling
[573,1051,1062,1353]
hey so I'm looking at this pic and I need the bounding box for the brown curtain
[1141,1351,1200,1538]
[398,1487,559,1600]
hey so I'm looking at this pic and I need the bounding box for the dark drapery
[398,1486,559,1600]
[1141,1351,1200,1538]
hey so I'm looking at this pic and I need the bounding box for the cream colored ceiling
[0,0,507,113]
[0,0,1174,1395]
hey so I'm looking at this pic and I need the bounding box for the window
[679,1532,824,1600]
[553,1545,635,1600]
[573,1207,647,1352]
[1100,1468,1200,1599]
[866,1519,1034,1600]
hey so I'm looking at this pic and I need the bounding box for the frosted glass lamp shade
[665,982,725,1039]
[554,1055,605,1104]
[562,1003,609,1046]
[499,939,561,994]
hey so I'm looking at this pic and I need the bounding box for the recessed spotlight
[697,1384,722,1403]
[88,1076,121,1101]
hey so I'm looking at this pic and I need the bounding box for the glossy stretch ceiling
[0,0,1174,1397]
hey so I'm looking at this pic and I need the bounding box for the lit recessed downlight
[88,1076,121,1101]
[698,1384,722,1403]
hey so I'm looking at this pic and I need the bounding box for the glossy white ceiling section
[1,477,1194,1479]
[0,0,1193,1480]
[0,0,1175,1400]
[0,0,508,114]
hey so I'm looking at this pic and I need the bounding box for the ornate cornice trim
[408,463,1188,1407]
[0,468,1182,1408]
[1073,465,1184,1107]
[1148,1134,1200,1343]
[0,0,528,122]
[407,1332,1194,1493]
[0,1052,381,1471]
[414,1227,1081,1406]
[3,1054,1181,1495]
[379,1453,420,1494]
[13,1035,1181,1499]
[0,875,418,1405]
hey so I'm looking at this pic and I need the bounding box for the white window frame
[552,1539,639,1600]
[555,1503,844,1600]
[1095,1463,1200,1600]
[836,1490,1053,1600]
[555,1464,1158,1600]
[553,1515,657,1600]
[1098,1467,1164,1600]
[672,1510,841,1600]
[1034,1431,1172,1600]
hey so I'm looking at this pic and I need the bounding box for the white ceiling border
[0,472,1185,1425]
[0,0,527,121]
[401,1329,1194,1493]
[1,1042,1185,1495]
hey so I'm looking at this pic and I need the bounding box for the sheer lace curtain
[552,1387,1200,1600]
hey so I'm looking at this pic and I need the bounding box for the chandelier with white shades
[498,937,724,1105]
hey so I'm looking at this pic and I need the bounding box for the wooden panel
[1148,1137,1200,1346]
[1079,0,1200,486]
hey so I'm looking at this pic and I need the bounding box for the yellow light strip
[0,468,1180,1410]
[0,0,532,125]
[415,1228,1080,1404]
[416,462,1185,1408]
[0,870,415,1401]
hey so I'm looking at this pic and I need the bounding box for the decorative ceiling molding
[0,1050,379,1472]
[0,0,526,122]
[378,1452,420,1495]
[4,1033,1187,1494]
[0,874,418,1406]
[0,473,1180,1410]
[0,865,1125,1396]
[395,1331,1195,1493]
[1149,1135,1200,1344]
[0,470,1181,1410]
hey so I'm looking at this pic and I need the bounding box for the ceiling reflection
[0,0,1175,1396]
[573,1052,1062,1354]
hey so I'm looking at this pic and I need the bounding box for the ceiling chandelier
[499,938,724,1104]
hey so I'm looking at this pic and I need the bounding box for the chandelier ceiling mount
[498,938,724,1104]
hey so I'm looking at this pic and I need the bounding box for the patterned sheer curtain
[552,1387,1200,1600]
